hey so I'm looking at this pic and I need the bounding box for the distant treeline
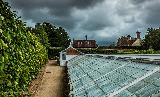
[27,22,71,59]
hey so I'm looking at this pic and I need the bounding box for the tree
[27,23,49,48]
[42,22,71,48]
[55,27,71,48]
[144,28,160,50]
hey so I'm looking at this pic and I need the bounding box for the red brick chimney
[136,31,141,39]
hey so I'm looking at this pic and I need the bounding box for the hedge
[77,48,118,54]
[0,1,48,96]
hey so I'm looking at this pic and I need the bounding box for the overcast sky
[7,0,160,45]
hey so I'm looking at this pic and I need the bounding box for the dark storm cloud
[54,16,82,30]
[6,0,160,44]
[124,16,136,23]
[142,0,160,26]
[7,0,104,30]
[82,22,108,31]
[130,0,149,4]
[81,13,114,31]
[8,0,104,17]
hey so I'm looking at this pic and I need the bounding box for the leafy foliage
[27,23,49,48]
[117,49,160,54]
[144,28,160,50]
[0,1,47,96]
[48,47,63,59]
[77,48,118,54]
[28,22,71,59]
[42,22,71,48]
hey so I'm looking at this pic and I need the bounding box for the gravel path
[33,60,65,97]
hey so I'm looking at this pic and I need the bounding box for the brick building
[73,35,97,48]
[117,31,142,47]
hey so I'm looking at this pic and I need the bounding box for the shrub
[48,47,63,60]
[0,1,48,96]
[77,48,118,54]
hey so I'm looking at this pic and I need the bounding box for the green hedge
[0,1,48,96]
[77,48,118,54]
[48,47,64,64]
[117,49,160,54]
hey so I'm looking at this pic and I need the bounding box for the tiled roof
[66,47,81,55]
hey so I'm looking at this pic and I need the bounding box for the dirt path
[33,60,65,97]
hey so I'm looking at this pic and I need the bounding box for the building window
[88,41,90,45]
[62,53,66,60]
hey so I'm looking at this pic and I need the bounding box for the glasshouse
[67,55,160,97]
